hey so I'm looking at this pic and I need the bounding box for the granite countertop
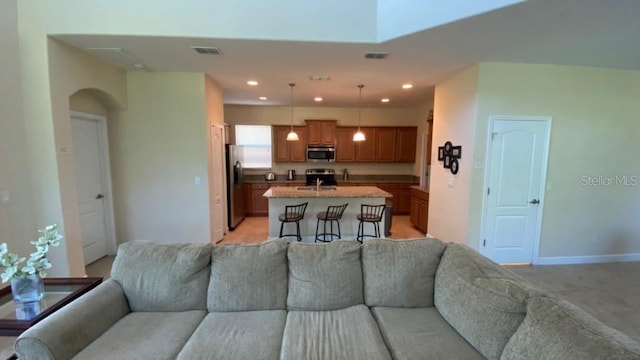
[244,174,418,184]
[263,186,392,198]
[410,185,429,193]
[342,175,419,183]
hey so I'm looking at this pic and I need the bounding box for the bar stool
[314,204,348,243]
[356,204,386,243]
[278,202,308,242]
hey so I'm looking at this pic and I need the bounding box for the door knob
[529,199,540,204]
[96,194,104,199]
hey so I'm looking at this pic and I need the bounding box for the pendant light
[286,83,299,141]
[353,84,366,142]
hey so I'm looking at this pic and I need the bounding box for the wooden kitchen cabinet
[396,127,417,162]
[273,126,307,162]
[377,127,417,163]
[375,182,413,215]
[409,188,429,232]
[355,127,377,162]
[245,183,270,216]
[306,120,336,146]
[335,127,356,162]
[376,128,397,162]
[396,184,412,214]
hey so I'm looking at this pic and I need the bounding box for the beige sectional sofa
[15,238,640,359]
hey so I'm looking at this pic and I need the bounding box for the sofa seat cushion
[363,238,446,307]
[434,243,539,360]
[287,241,363,311]
[501,296,640,360]
[209,239,288,311]
[111,241,211,311]
[177,310,287,360]
[281,304,391,360]
[73,310,206,360]
[371,307,484,360]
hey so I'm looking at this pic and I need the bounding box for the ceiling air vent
[363,52,390,60]
[192,46,222,55]
[309,75,331,81]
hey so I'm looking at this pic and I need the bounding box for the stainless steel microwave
[307,146,335,162]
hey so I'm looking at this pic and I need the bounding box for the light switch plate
[0,190,10,204]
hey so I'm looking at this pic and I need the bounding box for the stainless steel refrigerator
[225,144,245,230]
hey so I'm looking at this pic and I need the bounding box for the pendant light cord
[357,84,364,130]
[289,83,295,130]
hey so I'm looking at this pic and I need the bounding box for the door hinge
[483,239,486,247]
[487,187,490,195]
[491,132,498,141]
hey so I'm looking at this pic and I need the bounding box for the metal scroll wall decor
[437,141,461,174]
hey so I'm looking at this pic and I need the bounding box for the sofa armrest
[15,278,130,360]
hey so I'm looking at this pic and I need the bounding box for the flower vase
[11,274,44,303]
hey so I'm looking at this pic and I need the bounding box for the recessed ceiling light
[247,80,258,86]
[314,97,323,102]
[402,84,413,89]
[258,97,268,100]
[132,63,146,70]
[381,98,390,103]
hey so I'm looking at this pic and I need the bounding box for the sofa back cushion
[111,241,211,311]
[501,296,640,360]
[287,240,363,311]
[208,239,288,311]
[362,238,446,307]
[434,243,537,360]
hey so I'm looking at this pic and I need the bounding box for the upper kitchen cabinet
[377,127,417,163]
[273,126,307,162]
[396,127,418,163]
[306,120,336,146]
[335,126,417,163]
[336,127,357,162]
[376,128,397,162]
[355,127,377,162]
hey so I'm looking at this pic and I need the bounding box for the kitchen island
[263,186,392,242]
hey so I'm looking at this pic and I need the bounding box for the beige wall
[15,11,127,276]
[224,104,432,177]
[69,90,108,116]
[109,72,211,245]
[432,62,640,260]
[470,63,640,259]
[428,65,479,244]
[46,39,127,275]
[0,0,37,258]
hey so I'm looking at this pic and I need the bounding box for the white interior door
[71,114,110,264]
[481,116,551,264]
[211,125,225,242]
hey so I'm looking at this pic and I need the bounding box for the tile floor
[1,217,637,356]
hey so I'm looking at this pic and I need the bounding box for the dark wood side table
[0,277,102,337]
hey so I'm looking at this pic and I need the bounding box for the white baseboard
[426,233,435,238]
[534,253,640,265]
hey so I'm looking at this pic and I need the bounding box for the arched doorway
[69,89,119,274]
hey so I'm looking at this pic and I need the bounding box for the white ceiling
[54,0,640,108]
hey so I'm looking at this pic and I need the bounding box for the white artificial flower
[0,223,63,282]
